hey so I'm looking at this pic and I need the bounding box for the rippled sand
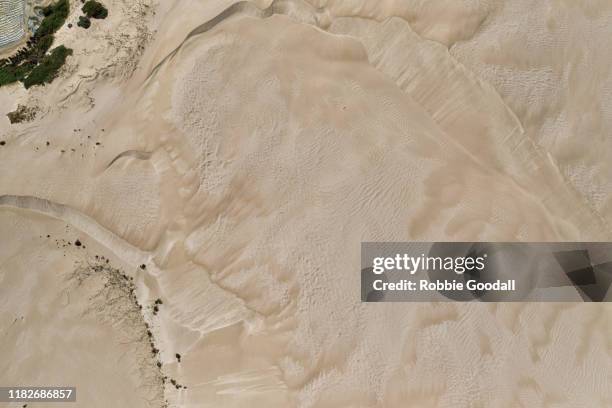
[0,0,611,407]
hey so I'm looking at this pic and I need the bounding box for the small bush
[22,46,73,89]
[77,16,91,29]
[82,1,108,19]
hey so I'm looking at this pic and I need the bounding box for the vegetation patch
[77,16,91,29]
[69,258,168,406]
[82,0,108,19]
[23,46,73,89]
[0,0,72,89]
[37,0,70,38]
[7,104,39,124]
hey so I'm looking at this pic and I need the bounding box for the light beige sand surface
[0,207,163,407]
[1,0,611,407]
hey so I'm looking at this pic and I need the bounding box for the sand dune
[0,207,164,407]
[1,0,611,407]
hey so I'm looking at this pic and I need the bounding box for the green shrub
[77,16,91,29]
[0,64,33,86]
[0,0,71,89]
[22,46,73,89]
[28,34,55,63]
[0,67,21,86]
[35,0,69,39]
[82,1,108,19]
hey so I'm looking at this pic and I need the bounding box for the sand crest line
[106,149,154,169]
[145,0,331,83]
[0,195,265,333]
[0,194,151,267]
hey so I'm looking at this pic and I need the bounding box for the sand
[0,0,611,407]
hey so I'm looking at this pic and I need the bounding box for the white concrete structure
[0,0,26,48]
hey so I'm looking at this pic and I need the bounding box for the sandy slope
[0,0,611,407]
[0,208,164,407]
[450,0,612,223]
